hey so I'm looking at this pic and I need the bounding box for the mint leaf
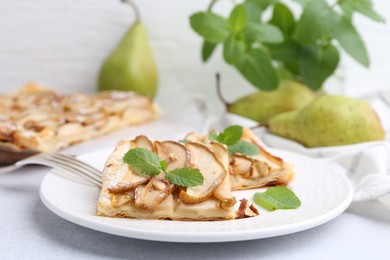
[228,4,248,31]
[166,168,204,187]
[228,140,260,156]
[332,17,369,67]
[293,0,340,45]
[202,41,217,62]
[179,139,189,143]
[253,187,301,211]
[217,125,243,146]
[246,0,278,10]
[160,160,168,172]
[223,34,246,65]
[123,148,162,177]
[269,3,296,37]
[208,132,219,142]
[190,12,230,43]
[300,44,340,90]
[244,23,283,44]
[339,0,385,23]
[268,40,300,63]
[243,1,262,22]
[292,0,312,6]
[237,48,279,91]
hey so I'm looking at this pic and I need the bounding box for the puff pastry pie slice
[184,128,294,190]
[0,83,158,155]
[97,136,238,220]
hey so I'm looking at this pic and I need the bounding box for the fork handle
[0,164,20,175]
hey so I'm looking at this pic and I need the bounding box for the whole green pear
[268,95,385,147]
[98,21,158,98]
[227,80,315,125]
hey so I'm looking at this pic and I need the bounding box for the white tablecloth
[1,98,390,259]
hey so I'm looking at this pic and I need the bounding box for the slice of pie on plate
[184,128,295,190]
[96,135,240,220]
[0,83,158,162]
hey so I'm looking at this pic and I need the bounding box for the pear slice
[231,154,254,178]
[209,142,236,208]
[134,176,176,209]
[241,128,284,167]
[184,132,207,143]
[107,136,154,194]
[231,154,271,180]
[230,152,293,190]
[133,135,154,151]
[154,141,189,171]
[179,142,226,205]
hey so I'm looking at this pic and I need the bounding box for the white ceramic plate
[39,148,353,243]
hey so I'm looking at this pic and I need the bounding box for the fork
[0,153,102,187]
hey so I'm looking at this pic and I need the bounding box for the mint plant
[190,0,384,91]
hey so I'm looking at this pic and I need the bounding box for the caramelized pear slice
[209,142,236,208]
[231,154,254,177]
[230,154,270,179]
[133,135,154,151]
[154,141,189,171]
[184,132,207,143]
[134,176,175,209]
[108,136,153,194]
[179,142,226,204]
[241,128,283,167]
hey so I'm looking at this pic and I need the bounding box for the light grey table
[1,161,390,260]
[1,101,390,260]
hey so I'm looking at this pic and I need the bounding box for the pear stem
[215,73,231,107]
[122,0,141,22]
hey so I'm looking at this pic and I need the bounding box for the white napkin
[208,92,390,206]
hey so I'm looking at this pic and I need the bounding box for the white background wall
[0,0,389,108]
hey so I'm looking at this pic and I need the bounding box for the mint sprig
[212,125,243,146]
[228,140,260,156]
[166,168,205,187]
[253,186,301,211]
[123,148,162,176]
[209,125,260,156]
[123,148,204,187]
[190,0,384,91]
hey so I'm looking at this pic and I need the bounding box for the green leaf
[284,61,300,76]
[339,4,354,21]
[166,168,204,187]
[123,148,162,177]
[332,17,369,67]
[228,140,260,156]
[268,40,300,63]
[202,41,217,62]
[293,0,340,45]
[245,0,279,10]
[292,0,312,6]
[244,23,283,44]
[160,160,168,172]
[243,1,262,22]
[228,4,248,31]
[208,132,219,142]
[237,48,279,91]
[190,12,230,43]
[269,3,296,37]
[339,0,385,23]
[179,139,190,143]
[253,186,301,211]
[299,44,340,90]
[223,34,246,65]
[216,125,243,146]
